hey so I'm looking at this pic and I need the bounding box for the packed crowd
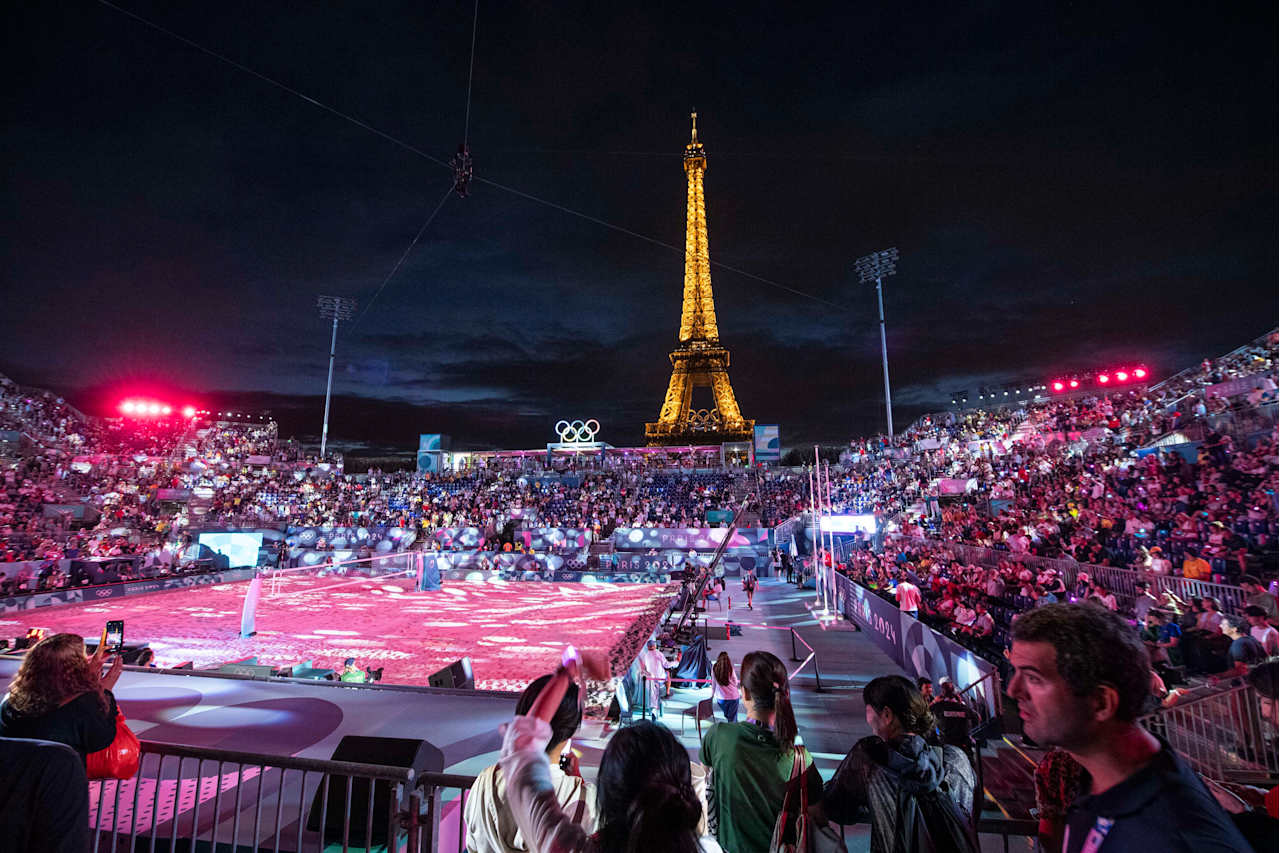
[2,332,1276,594]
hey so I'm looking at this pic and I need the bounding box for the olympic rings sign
[555,419,600,444]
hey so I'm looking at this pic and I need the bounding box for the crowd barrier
[891,536,1251,616]
[1,568,255,615]
[88,738,474,853]
[1141,678,1277,785]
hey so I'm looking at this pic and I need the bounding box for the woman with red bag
[0,630,123,761]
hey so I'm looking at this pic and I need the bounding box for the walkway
[660,576,905,851]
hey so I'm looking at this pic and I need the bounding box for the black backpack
[891,749,980,853]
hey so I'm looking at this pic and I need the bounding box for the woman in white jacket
[500,661,722,852]
[466,675,595,853]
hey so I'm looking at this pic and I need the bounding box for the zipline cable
[462,0,479,146]
[95,0,843,312]
[95,0,452,170]
[348,183,454,329]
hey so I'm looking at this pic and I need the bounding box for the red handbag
[86,709,140,779]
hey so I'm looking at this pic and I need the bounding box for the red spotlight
[1116,371,1129,382]
[161,405,172,415]
[1069,379,1080,389]
[1134,367,1147,379]
[121,401,135,414]
[1098,374,1110,384]
[182,405,196,418]
[147,403,161,415]
[1052,381,1065,392]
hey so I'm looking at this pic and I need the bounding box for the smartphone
[105,620,124,654]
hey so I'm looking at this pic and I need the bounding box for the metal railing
[788,627,824,692]
[89,738,478,853]
[891,535,1252,616]
[1140,677,1278,785]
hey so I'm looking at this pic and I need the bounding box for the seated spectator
[1181,548,1212,581]
[816,675,976,852]
[466,674,593,853]
[1241,576,1278,623]
[0,631,122,759]
[967,602,995,642]
[1245,606,1279,656]
[1132,580,1160,623]
[1088,582,1118,611]
[951,599,977,635]
[1219,617,1268,678]
[1006,603,1250,851]
[1149,608,1185,671]
[339,657,368,683]
[1147,547,1173,575]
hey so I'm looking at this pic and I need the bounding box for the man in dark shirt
[1006,603,1249,852]
[1221,616,1267,676]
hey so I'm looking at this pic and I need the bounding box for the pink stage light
[162,405,173,415]
[121,401,136,414]
[1116,371,1129,382]
[1097,374,1110,384]
[182,405,196,418]
[1052,381,1065,392]
[147,403,162,415]
[1069,379,1080,389]
[1134,367,1147,379]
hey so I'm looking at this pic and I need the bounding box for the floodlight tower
[855,248,899,437]
[316,295,357,458]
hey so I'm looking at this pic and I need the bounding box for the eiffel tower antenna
[646,114,754,446]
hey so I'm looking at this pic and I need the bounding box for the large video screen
[821,514,878,536]
[197,532,263,568]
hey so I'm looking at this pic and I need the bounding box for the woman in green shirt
[700,651,821,853]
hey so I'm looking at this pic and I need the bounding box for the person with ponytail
[499,654,722,852]
[814,675,977,853]
[700,650,821,853]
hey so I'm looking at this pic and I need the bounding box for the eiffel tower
[645,113,754,446]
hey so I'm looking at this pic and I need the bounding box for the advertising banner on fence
[1,568,255,615]
[839,578,904,667]
[836,575,999,717]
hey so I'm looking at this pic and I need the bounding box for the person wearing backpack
[812,675,978,853]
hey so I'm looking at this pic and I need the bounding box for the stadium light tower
[316,295,357,458]
[855,248,899,437]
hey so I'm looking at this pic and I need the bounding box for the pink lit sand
[1,575,676,692]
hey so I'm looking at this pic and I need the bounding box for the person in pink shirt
[894,573,922,619]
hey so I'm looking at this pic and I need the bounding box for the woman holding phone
[0,629,123,760]
[499,651,721,852]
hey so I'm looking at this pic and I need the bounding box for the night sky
[4,1,1276,450]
